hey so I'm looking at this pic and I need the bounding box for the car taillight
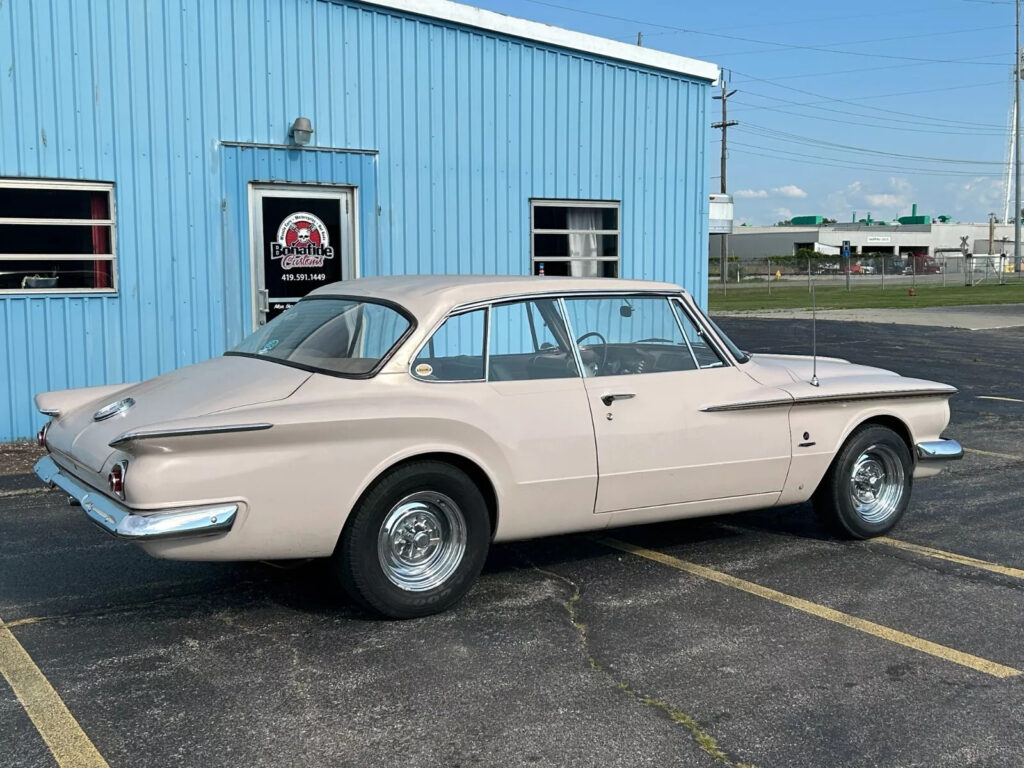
[37,422,50,448]
[108,462,126,498]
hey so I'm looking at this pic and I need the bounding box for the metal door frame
[247,182,359,329]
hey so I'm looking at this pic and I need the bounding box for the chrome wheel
[848,443,906,524]
[377,491,467,592]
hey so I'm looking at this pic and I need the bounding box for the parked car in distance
[905,253,942,274]
[34,276,963,617]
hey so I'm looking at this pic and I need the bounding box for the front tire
[813,425,913,539]
[335,461,490,618]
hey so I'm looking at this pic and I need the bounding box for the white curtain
[567,208,601,277]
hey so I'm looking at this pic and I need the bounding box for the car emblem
[93,397,135,421]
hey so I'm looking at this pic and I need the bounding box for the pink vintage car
[34,276,961,617]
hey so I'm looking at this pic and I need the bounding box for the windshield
[690,301,749,364]
[227,298,412,376]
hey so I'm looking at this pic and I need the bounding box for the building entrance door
[250,184,356,327]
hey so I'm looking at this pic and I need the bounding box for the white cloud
[865,193,906,208]
[772,184,807,199]
[773,207,793,220]
[734,189,768,198]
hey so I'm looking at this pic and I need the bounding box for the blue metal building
[0,0,717,440]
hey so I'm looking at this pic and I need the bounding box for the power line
[728,141,1006,176]
[728,146,1005,177]
[731,80,1006,114]
[519,0,1011,65]
[728,53,1011,83]
[730,98,1007,135]
[688,24,1008,60]
[738,123,1006,164]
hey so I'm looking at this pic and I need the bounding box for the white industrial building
[720,221,1018,260]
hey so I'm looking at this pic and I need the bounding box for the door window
[563,296,713,377]
[669,299,727,369]
[487,299,579,381]
[412,310,486,381]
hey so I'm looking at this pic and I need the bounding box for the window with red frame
[0,180,116,292]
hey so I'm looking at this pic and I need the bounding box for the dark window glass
[487,300,578,381]
[412,310,486,381]
[0,184,115,291]
[229,298,411,376]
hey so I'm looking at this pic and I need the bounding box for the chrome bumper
[916,439,964,462]
[34,455,237,540]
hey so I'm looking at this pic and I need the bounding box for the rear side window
[413,310,486,381]
[487,299,579,381]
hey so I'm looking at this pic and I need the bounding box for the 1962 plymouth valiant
[34,275,962,617]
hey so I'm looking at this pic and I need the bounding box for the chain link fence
[709,253,1024,295]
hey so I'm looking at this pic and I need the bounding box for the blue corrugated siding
[0,0,710,440]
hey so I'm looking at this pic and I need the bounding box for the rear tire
[334,461,490,619]
[813,425,913,539]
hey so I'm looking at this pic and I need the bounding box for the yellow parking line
[599,537,1021,680]
[0,617,109,768]
[875,537,1024,580]
[976,396,1024,403]
[963,446,1024,462]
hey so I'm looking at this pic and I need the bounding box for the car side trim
[701,387,958,412]
[109,422,273,448]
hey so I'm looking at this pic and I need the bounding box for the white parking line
[977,396,1024,403]
[0,488,47,500]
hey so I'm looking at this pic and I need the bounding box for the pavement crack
[523,555,758,768]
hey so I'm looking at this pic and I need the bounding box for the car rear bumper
[916,439,964,463]
[34,455,238,540]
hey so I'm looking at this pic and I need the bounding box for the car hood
[743,353,900,387]
[732,353,954,406]
[46,356,310,472]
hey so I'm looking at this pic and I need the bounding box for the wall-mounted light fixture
[289,117,314,146]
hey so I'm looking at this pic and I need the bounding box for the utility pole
[1016,0,1021,271]
[636,31,643,46]
[712,74,738,284]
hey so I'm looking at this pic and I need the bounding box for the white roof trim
[352,0,719,82]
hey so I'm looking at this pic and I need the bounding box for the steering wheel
[575,331,609,375]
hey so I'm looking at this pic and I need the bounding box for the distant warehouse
[0,0,718,440]
[721,207,1017,261]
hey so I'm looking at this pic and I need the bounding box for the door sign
[251,186,355,326]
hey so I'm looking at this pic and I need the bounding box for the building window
[0,180,116,293]
[531,200,619,278]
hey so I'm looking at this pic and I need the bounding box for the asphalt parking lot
[2,316,1023,768]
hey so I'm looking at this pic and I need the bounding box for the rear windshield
[227,298,412,376]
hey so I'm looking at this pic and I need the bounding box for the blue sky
[471,0,1017,225]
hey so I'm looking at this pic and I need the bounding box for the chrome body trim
[93,397,135,421]
[916,439,964,462]
[38,407,61,417]
[34,455,238,540]
[701,387,958,413]
[108,422,273,448]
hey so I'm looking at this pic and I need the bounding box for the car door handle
[601,393,636,406]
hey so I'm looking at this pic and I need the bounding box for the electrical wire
[519,0,1011,65]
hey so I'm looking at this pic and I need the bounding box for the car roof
[310,274,687,317]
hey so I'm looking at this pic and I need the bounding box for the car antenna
[810,282,819,387]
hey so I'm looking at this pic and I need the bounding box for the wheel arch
[339,451,500,549]
[853,414,915,460]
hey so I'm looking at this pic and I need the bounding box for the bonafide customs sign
[261,196,343,321]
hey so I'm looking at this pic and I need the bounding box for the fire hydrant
[908,288,916,297]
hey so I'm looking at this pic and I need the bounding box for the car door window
[413,309,486,381]
[670,299,727,369]
[563,296,700,377]
[487,299,579,381]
